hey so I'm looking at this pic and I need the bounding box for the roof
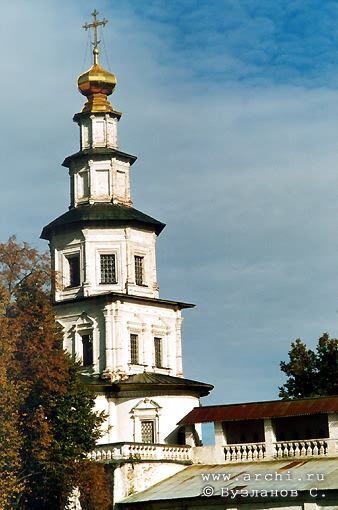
[117,459,338,505]
[53,290,195,310]
[62,147,137,167]
[82,372,213,397]
[178,395,338,425]
[41,202,165,239]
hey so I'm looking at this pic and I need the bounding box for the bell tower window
[66,254,80,288]
[154,337,163,368]
[82,334,93,366]
[78,170,89,198]
[130,333,139,365]
[134,255,144,285]
[100,254,117,284]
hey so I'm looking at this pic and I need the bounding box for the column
[327,413,338,456]
[214,421,226,447]
[264,418,276,459]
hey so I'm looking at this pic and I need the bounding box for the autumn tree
[279,333,338,399]
[0,321,24,508]
[0,237,111,509]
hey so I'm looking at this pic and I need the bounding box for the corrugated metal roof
[178,396,338,425]
[118,459,338,504]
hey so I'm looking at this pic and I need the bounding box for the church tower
[41,10,212,447]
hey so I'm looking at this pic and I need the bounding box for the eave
[62,147,137,168]
[53,290,195,311]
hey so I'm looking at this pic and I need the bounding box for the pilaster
[175,313,183,376]
[113,300,123,372]
[103,304,113,375]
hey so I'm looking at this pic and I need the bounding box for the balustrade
[219,438,337,463]
[89,443,191,462]
[224,443,266,462]
[273,440,328,458]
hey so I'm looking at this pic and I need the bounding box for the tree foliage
[279,333,338,399]
[0,236,111,509]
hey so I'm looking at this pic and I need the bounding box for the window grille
[100,254,116,283]
[141,420,155,443]
[82,334,93,366]
[67,255,80,287]
[154,337,163,368]
[130,334,138,364]
[134,255,144,285]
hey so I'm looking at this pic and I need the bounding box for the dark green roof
[53,290,195,310]
[41,203,165,239]
[62,147,137,167]
[82,372,213,398]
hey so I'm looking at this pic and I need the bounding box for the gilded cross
[83,9,108,53]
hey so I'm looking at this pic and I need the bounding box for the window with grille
[130,334,139,364]
[154,337,163,368]
[141,420,155,443]
[67,255,80,287]
[82,334,93,366]
[100,254,116,283]
[134,255,144,285]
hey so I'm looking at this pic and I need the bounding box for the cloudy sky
[2,1,337,407]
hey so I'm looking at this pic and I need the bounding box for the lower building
[112,395,338,508]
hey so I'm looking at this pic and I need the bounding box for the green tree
[0,237,111,509]
[279,333,338,399]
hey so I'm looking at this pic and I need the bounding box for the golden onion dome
[77,48,117,114]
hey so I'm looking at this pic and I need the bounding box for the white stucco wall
[51,226,159,301]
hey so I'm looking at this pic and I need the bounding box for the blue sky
[1,0,337,406]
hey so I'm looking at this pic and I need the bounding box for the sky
[1,0,337,407]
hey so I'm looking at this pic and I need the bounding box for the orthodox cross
[83,9,108,52]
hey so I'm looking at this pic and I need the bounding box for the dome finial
[83,9,108,65]
[78,10,117,114]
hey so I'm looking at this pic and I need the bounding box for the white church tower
[41,10,212,449]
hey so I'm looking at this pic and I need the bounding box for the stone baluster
[283,443,288,457]
[312,442,318,456]
[258,444,264,459]
[289,443,294,456]
[294,442,300,456]
[236,445,242,460]
[272,443,277,458]
[306,442,312,456]
[252,445,258,460]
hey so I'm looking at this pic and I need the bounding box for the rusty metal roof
[178,395,338,425]
[117,459,338,505]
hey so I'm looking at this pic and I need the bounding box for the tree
[0,237,111,509]
[0,321,24,508]
[279,333,338,399]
